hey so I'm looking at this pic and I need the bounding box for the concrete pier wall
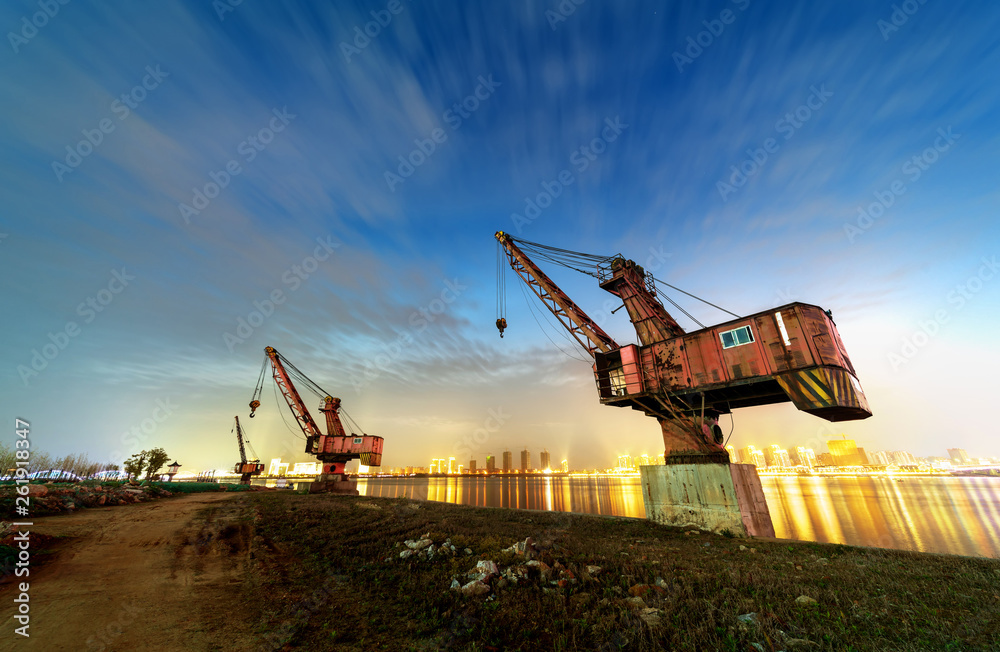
[639,463,774,538]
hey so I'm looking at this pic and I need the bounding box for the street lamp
[166,461,181,482]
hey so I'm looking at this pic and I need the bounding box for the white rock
[460,580,490,596]
[406,539,433,550]
[795,595,818,606]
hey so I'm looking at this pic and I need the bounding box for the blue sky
[2,0,998,472]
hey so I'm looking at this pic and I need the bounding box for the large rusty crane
[495,231,872,462]
[232,415,265,485]
[248,346,383,493]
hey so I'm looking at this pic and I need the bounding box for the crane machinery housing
[249,346,383,494]
[232,415,265,485]
[496,231,872,536]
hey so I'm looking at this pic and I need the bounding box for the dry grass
[232,493,1000,651]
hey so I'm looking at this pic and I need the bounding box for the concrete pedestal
[639,463,774,538]
[308,474,359,495]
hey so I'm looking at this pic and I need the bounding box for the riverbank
[240,492,1000,651]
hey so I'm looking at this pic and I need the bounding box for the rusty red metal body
[593,302,871,422]
[496,232,872,460]
[253,347,383,473]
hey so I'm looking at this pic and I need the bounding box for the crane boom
[495,231,619,356]
[235,415,248,464]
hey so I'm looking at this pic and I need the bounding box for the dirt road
[1,492,260,651]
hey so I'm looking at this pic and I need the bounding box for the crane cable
[516,276,591,364]
[256,348,370,436]
[651,275,740,320]
[231,419,260,461]
[500,234,742,327]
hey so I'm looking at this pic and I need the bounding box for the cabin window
[353,437,363,444]
[720,325,754,349]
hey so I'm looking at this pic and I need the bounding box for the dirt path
[1,492,260,651]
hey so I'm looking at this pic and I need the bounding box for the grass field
[225,492,1000,651]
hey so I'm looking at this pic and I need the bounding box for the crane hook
[249,399,260,418]
[496,317,507,338]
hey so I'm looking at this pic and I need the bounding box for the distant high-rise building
[827,438,868,466]
[793,447,817,468]
[429,459,437,474]
[768,445,791,468]
[639,454,651,467]
[502,450,512,472]
[740,446,766,468]
[815,452,834,466]
[468,460,477,474]
[947,448,971,465]
[486,455,496,474]
[888,450,917,466]
[540,450,551,470]
[868,450,891,466]
[617,454,633,470]
[561,459,569,473]
[725,445,739,463]
[520,449,531,472]
[448,457,457,474]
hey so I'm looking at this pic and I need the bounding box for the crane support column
[640,462,774,537]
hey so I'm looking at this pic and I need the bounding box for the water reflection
[359,474,1000,557]
[762,475,1000,557]
[358,475,645,518]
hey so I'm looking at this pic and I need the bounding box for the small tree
[142,448,170,482]
[123,452,146,480]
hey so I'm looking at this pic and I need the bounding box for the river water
[357,474,1000,558]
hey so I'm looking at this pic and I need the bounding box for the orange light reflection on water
[357,475,1000,557]
[761,476,1000,557]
